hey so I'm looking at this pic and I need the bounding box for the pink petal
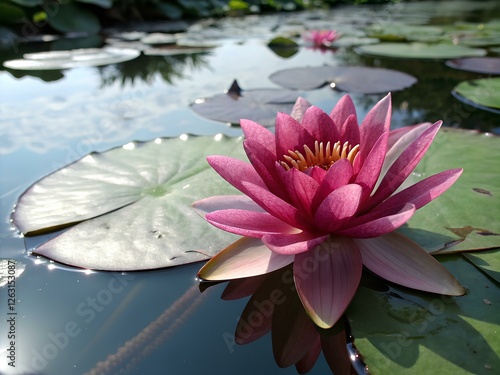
[355,232,465,295]
[242,181,312,230]
[376,122,434,192]
[197,237,293,280]
[275,112,316,164]
[372,168,463,213]
[338,203,415,238]
[340,113,360,147]
[314,184,363,232]
[206,209,296,237]
[354,131,388,200]
[192,195,264,218]
[311,159,353,212]
[387,122,433,155]
[207,155,266,194]
[244,140,288,200]
[294,236,363,328]
[370,121,442,208]
[240,119,276,154]
[290,97,313,122]
[301,106,339,144]
[330,94,357,129]
[263,232,328,255]
[359,93,392,160]
[306,166,327,184]
[281,168,319,218]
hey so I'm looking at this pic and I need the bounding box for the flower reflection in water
[202,264,368,374]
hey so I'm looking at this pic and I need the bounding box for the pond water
[1,1,500,374]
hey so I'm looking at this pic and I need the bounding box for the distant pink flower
[303,29,340,47]
[194,94,465,329]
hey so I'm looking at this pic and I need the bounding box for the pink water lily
[194,94,465,329]
[303,30,340,47]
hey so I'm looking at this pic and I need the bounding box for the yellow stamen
[280,140,360,171]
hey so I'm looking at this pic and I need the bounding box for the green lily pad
[269,66,417,94]
[365,23,444,42]
[12,135,245,271]
[348,254,500,375]
[3,47,140,70]
[356,42,487,59]
[459,35,500,47]
[446,57,500,74]
[463,249,500,283]
[46,2,101,34]
[452,78,500,111]
[398,128,500,253]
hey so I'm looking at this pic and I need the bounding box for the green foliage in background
[0,0,398,39]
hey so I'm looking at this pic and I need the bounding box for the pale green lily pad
[3,47,140,70]
[12,135,245,271]
[365,23,444,42]
[459,35,500,47]
[463,250,500,283]
[348,254,500,375]
[356,42,487,59]
[399,128,500,254]
[452,78,500,110]
[0,259,25,288]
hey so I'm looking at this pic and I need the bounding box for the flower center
[280,140,359,171]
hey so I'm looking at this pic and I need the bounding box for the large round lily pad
[268,66,417,94]
[190,80,298,127]
[12,135,245,271]
[451,77,500,112]
[3,47,140,70]
[446,57,500,74]
[356,42,487,59]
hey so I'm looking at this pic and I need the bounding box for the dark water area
[1,1,499,374]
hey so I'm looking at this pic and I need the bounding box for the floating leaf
[446,57,500,74]
[398,128,500,253]
[269,66,417,94]
[12,135,246,271]
[458,35,500,47]
[46,2,101,34]
[140,32,177,45]
[463,249,500,283]
[190,80,298,126]
[452,77,500,111]
[365,23,444,42]
[348,254,500,375]
[3,47,140,70]
[267,36,299,58]
[356,42,487,59]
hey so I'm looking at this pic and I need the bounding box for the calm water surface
[1,2,499,374]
